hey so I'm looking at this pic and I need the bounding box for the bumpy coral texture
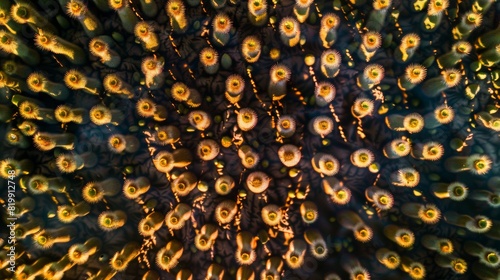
[0,0,499,279]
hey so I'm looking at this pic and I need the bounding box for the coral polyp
[0,0,499,279]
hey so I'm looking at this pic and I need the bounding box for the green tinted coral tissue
[0,0,499,279]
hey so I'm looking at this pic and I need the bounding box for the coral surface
[0,0,500,279]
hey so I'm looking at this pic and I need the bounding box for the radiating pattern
[0,0,499,279]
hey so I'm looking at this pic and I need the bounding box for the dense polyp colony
[0,0,499,279]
